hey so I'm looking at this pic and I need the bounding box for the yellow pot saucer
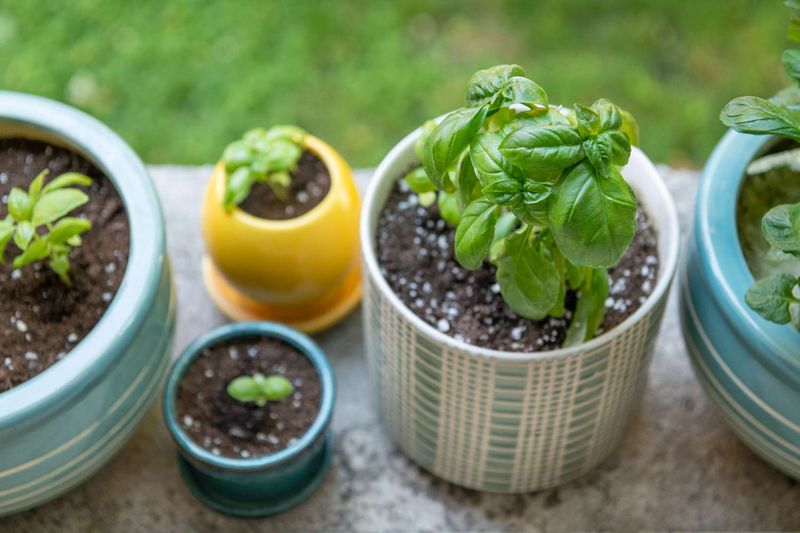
[202,256,362,334]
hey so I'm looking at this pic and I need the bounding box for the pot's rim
[695,130,800,378]
[0,92,165,425]
[162,321,336,472]
[213,134,352,231]
[360,120,681,361]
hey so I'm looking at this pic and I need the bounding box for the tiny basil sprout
[221,125,308,211]
[0,169,93,285]
[227,373,294,407]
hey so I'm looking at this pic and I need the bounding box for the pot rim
[213,134,350,231]
[695,130,800,380]
[360,121,680,361]
[0,92,165,426]
[162,321,336,472]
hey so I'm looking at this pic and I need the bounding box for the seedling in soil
[222,125,307,211]
[405,64,639,346]
[721,2,800,330]
[0,169,92,285]
[227,373,294,407]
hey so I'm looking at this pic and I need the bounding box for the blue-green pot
[680,130,800,478]
[0,92,176,514]
[163,322,335,518]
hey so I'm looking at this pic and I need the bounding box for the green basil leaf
[496,228,560,319]
[466,64,526,106]
[13,236,49,269]
[13,221,34,251]
[745,273,798,324]
[264,125,306,144]
[261,375,294,401]
[454,198,499,270]
[48,217,92,244]
[499,125,584,172]
[772,85,800,106]
[592,99,622,131]
[423,105,489,188]
[404,167,436,194]
[0,220,14,261]
[564,268,609,347]
[574,104,600,138]
[762,203,800,253]
[224,167,256,209]
[41,172,93,194]
[583,134,614,178]
[28,170,48,202]
[470,131,527,188]
[549,161,637,268]
[49,249,71,285]
[456,154,480,209]
[489,211,518,263]
[31,189,89,226]
[222,140,255,172]
[492,77,548,109]
[721,96,800,141]
[253,139,302,175]
[619,107,640,146]
[8,188,33,221]
[500,108,571,135]
[227,376,262,403]
[565,259,585,289]
[415,120,437,160]
[783,49,800,85]
[549,249,567,318]
[438,190,462,226]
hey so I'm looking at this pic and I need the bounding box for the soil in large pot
[0,138,129,392]
[377,179,660,352]
[239,151,331,220]
[176,335,321,459]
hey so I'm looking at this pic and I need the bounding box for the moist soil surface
[176,335,321,459]
[239,150,331,220]
[0,138,129,393]
[377,179,660,352]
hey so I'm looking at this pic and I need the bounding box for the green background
[0,0,791,167]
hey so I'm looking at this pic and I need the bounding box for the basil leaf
[41,172,92,194]
[227,376,262,403]
[13,221,33,251]
[549,161,637,268]
[0,220,14,261]
[8,188,33,221]
[499,125,584,172]
[762,203,800,254]
[49,249,71,285]
[12,236,49,269]
[500,108,571,134]
[496,228,560,319]
[489,211,518,263]
[454,198,499,269]
[745,273,799,324]
[721,96,800,141]
[564,268,609,346]
[466,64,526,105]
[592,99,622,131]
[584,130,631,177]
[565,259,585,289]
[438,190,462,226]
[574,104,600,138]
[404,167,436,194]
[415,120,437,160]
[492,77,548,109]
[423,105,489,188]
[261,375,294,400]
[470,130,527,188]
[549,249,567,318]
[455,153,480,209]
[28,170,47,202]
[619,107,640,146]
[264,125,306,144]
[48,217,92,244]
[224,167,256,210]
[222,140,254,172]
[31,189,89,226]
[783,49,800,85]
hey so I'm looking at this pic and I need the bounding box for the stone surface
[2,165,799,532]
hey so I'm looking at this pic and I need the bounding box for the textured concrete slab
[1,165,799,532]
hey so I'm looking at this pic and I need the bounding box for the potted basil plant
[361,65,680,492]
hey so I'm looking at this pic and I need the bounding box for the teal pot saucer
[0,92,175,515]
[679,130,800,478]
[163,322,335,518]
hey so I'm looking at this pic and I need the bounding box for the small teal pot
[0,93,176,515]
[163,322,335,518]
[680,130,800,479]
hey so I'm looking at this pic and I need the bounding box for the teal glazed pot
[0,92,176,514]
[163,322,335,518]
[680,130,800,478]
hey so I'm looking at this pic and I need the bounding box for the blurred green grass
[0,0,791,167]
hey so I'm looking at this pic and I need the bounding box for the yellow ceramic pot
[201,135,361,333]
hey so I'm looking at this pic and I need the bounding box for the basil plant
[221,125,307,211]
[720,0,800,330]
[406,64,640,346]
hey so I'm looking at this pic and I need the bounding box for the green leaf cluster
[226,372,294,407]
[221,125,307,211]
[404,64,640,346]
[0,170,93,284]
[720,3,800,330]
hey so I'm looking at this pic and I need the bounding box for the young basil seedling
[221,125,307,211]
[0,169,93,285]
[227,373,294,407]
[405,64,640,346]
[720,2,800,330]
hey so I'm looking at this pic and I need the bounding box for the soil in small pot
[176,335,322,459]
[239,151,331,220]
[0,138,130,393]
[376,179,660,352]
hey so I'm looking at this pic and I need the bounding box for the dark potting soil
[376,179,660,352]
[239,150,331,220]
[176,336,322,459]
[0,138,130,393]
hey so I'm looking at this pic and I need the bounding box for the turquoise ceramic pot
[163,322,335,518]
[0,93,176,514]
[680,130,800,479]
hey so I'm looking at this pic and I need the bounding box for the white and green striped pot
[360,125,680,492]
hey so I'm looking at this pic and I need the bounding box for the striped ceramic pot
[680,131,800,479]
[361,126,680,492]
